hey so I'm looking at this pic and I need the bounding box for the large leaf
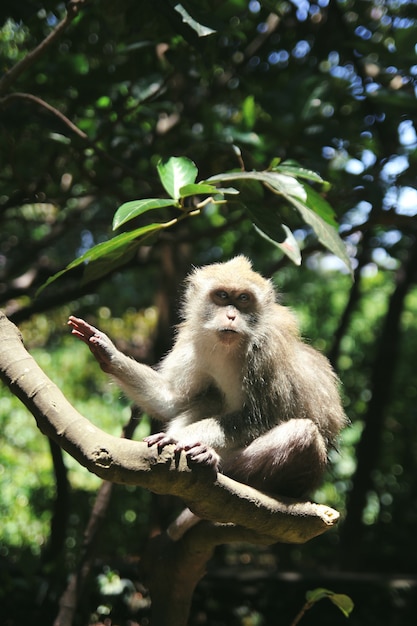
[157,156,198,200]
[208,170,337,225]
[208,170,309,197]
[82,239,141,284]
[37,223,167,293]
[289,196,352,275]
[179,183,220,198]
[273,162,327,185]
[265,172,337,226]
[298,183,338,227]
[173,3,216,37]
[254,224,301,266]
[246,200,303,266]
[113,198,176,230]
[207,170,351,273]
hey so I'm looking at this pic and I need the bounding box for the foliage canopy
[1,0,417,624]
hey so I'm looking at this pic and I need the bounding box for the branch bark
[0,310,339,543]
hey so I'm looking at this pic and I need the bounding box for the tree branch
[0,311,339,544]
[0,92,88,139]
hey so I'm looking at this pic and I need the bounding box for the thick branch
[0,311,339,544]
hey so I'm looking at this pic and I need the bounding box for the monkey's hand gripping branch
[0,312,339,545]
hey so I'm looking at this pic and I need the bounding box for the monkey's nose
[226,305,237,320]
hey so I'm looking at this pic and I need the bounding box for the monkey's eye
[215,290,229,300]
[237,293,250,303]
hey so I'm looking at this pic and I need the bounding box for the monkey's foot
[144,434,220,470]
[179,442,220,469]
[144,432,177,450]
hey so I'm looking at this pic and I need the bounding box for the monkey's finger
[180,442,203,452]
[68,316,101,339]
[144,433,177,449]
[186,448,220,469]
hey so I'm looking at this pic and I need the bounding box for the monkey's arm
[68,316,178,421]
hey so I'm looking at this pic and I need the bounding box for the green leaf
[173,4,216,37]
[256,171,339,229]
[37,223,167,294]
[208,170,307,198]
[179,183,219,197]
[179,183,240,198]
[298,183,337,226]
[306,588,333,603]
[329,593,355,617]
[113,198,177,230]
[216,187,240,195]
[290,197,352,275]
[74,224,165,264]
[83,239,141,283]
[264,171,308,201]
[242,95,256,129]
[305,588,354,618]
[268,157,281,169]
[208,170,351,274]
[273,162,327,184]
[254,223,301,266]
[157,156,198,200]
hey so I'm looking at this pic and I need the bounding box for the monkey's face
[205,289,258,346]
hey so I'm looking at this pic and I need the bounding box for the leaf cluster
[38,155,351,291]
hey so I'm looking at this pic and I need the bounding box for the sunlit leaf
[216,187,240,195]
[207,170,351,273]
[179,183,240,198]
[254,224,301,266]
[174,4,216,37]
[263,171,308,201]
[260,170,337,226]
[179,183,219,197]
[113,198,176,230]
[273,162,327,184]
[298,184,337,226]
[208,170,307,198]
[290,197,352,275]
[157,156,198,200]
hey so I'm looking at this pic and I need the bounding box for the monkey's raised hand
[144,432,221,470]
[68,316,118,374]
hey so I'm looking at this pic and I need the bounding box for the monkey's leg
[223,418,328,498]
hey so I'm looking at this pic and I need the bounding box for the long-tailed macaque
[68,256,346,538]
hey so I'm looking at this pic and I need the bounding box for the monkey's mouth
[218,328,240,343]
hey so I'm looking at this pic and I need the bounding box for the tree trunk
[341,239,417,560]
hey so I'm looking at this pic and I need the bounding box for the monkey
[68,256,346,539]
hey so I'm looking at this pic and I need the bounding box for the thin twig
[0,92,88,139]
[0,0,85,95]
